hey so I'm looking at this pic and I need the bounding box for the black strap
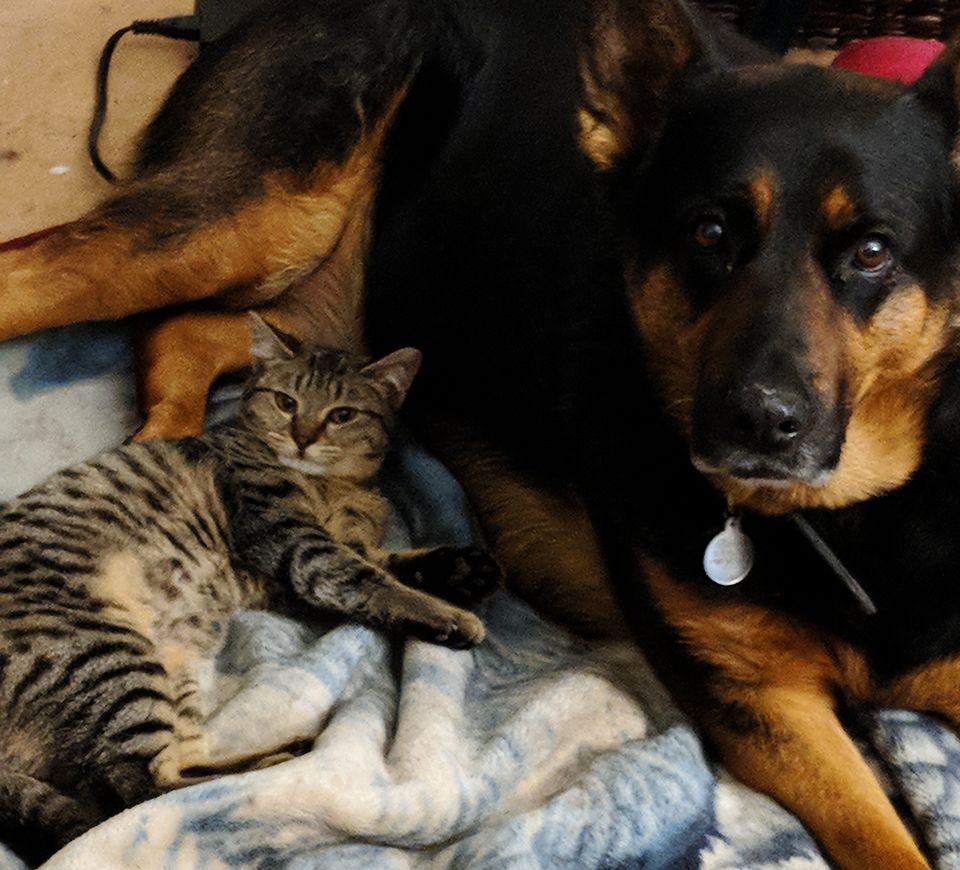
[790,513,878,616]
[88,16,201,184]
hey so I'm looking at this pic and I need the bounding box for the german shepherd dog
[4,0,960,867]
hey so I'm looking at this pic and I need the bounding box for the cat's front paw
[400,545,503,607]
[408,607,486,650]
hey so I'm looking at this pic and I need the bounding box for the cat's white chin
[279,455,331,476]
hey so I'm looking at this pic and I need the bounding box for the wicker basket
[695,0,960,48]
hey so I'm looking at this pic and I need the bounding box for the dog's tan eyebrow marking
[748,171,777,231]
[822,184,856,229]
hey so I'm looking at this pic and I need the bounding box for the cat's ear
[362,348,422,410]
[248,312,300,361]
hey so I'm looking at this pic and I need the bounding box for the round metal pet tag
[703,517,754,586]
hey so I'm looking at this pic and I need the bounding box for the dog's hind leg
[426,418,628,638]
[135,310,255,439]
[0,0,425,342]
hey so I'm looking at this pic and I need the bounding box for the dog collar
[703,506,878,616]
[789,513,877,616]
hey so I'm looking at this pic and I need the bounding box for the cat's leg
[383,546,502,608]
[148,652,304,786]
[355,568,487,648]
[224,488,488,648]
[286,546,487,649]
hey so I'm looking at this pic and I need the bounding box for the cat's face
[241,317,421,481]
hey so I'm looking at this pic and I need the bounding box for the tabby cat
[0,315,500,864]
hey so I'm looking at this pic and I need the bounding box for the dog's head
[580,0,960,513]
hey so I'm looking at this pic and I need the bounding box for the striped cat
[0,315,500,864]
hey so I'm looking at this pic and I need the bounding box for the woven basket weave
[694,0,960,48]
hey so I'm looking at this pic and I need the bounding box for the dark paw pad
[410,546,503,606]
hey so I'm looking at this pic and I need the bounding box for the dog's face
[632,63,960,513]
[579,1,960,514]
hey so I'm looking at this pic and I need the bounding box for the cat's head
[241,314,422,481]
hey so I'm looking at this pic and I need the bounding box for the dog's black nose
[729,382,809,452]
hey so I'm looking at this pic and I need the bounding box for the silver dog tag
[703,516,754,586]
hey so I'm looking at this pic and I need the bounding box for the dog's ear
[577,0,711,170]
[906,41,960,158]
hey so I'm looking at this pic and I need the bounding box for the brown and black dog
[4,0,960,867]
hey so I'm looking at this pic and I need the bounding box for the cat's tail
[0,767,100,866]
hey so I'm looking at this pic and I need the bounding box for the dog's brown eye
[329,407,357,425]
[854,236,891,273]
[274,392,297,413]
[692,218,725,251]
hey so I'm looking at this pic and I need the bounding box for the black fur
[130,0,960,680]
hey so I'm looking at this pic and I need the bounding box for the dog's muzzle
[690,376,845,486]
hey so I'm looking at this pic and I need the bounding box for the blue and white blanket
[0,324,958,869]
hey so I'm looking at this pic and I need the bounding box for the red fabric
[0,222,74,253]
[831,36,945,84]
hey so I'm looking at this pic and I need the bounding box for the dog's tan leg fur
[643,556,930,870]
[0,86,403,352]
[427,419,627,638]
[881,657,960,727]
[136,311,256,440]
[711,689,929,870]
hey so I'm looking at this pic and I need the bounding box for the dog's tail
[0,767,100,866]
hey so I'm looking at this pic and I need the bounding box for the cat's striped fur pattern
[0,316,500,863]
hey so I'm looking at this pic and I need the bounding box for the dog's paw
[135,402,205,441]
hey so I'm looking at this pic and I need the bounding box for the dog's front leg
[708,686,930,870]
[642,557,930,870]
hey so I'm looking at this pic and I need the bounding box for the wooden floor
[0,0,194,240]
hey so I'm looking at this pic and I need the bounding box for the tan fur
[576,107,627,171]
[577,0,699,169]
[0,85,406,438]
[627,259,953,514]
[881,657,960,727]
[625,261,700,431]
[643,556,930,870]
[728,286,950,513]
[428,419,626,637]
[137,311,256,440]
[748,170,777,231]
[822,183,857,229]
[87,551,157,639]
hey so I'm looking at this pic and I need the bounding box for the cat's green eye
[274,392,297,413]
[329,407,357,425]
